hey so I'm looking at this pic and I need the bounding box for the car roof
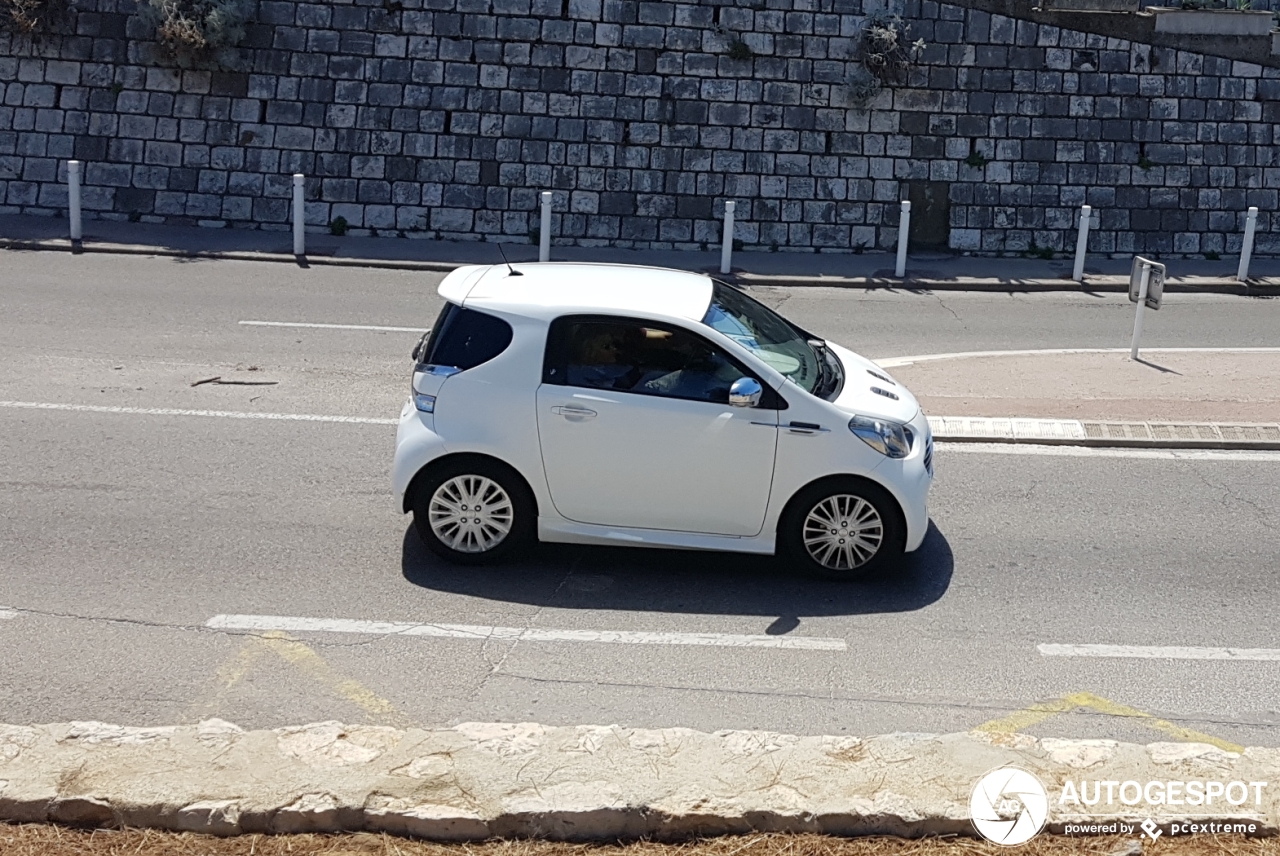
[439,263,715,323]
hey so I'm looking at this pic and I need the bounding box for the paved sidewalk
[3,212,1280,293]
[887,349,1280,449]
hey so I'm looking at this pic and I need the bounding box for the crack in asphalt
[8,606,1278,736]
[451,547,587,714]
[0,606,465,653]
[0,606,219,635]
[933,293,963,324]
[1191,470,1270,524]
[482,671,1280,733]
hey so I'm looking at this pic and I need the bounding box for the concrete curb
[1,721,1276,839]
[5,237,1280,294]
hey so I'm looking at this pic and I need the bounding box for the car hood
[825,341,921,423]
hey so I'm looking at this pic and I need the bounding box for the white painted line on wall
[240,320,425,333]
[207,614,848,651]
[0,401,397,425]
[1040,643,1280,661]
[876,347,1280,368]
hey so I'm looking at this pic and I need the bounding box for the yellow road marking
[258,631,414,729]
[972,696,1077,736]
[974,691,1244,753]
[188,631,413,729]
[185,637,269,720]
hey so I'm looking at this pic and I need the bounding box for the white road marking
[1040,644,1280,661]
[876,346,1280,368]
[0,401,397,425]
[240,320,425,333]
[0,608,16,619]
[935,442,1280,461]
[207,614,847,651]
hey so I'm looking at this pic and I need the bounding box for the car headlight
[849,414,910,458]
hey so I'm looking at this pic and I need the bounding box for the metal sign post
[1128,256,1166,360]
[1071,204,1091,282]
[720,200,735,274]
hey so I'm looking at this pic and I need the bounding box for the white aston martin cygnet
[393,263,933,578]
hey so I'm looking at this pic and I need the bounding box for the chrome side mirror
[728,377,763,408]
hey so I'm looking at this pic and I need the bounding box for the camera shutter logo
[970,767,1050,845]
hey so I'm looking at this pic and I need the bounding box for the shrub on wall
[0,0,74,39]
[135,0,254,65]
[846,12,926,108]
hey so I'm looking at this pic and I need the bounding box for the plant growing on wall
[136,0,254,65]
[845,11,926,109]
[0,0,74,39]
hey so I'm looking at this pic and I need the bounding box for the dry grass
[0,827,1277,856]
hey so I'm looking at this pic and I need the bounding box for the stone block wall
[1,0,1277,255]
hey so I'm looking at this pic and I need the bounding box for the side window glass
[553,318,749,405]
[422,304,513,371]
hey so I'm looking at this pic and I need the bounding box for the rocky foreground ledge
[1,721,1277,839]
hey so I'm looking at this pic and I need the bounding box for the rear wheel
[411,459,535,565]
[779,478,905,579]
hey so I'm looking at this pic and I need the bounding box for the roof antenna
[497,243,523,277]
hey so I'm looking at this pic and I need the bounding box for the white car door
[536,316,779,537]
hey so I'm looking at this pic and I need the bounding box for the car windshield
[701,281,824,395]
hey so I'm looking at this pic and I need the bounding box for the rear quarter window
[421,304,513,371]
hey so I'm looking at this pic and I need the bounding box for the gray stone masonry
[1,0,1277,255]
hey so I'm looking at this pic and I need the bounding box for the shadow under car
[400,519,953,621]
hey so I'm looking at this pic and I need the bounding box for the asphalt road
[1,251,1278,749]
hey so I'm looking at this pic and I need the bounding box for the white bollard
[895,200,911,278]
[1072,204,1091,282]
[68,160,82,241]
[1130,262,1151,361]
[292,173,305,256]
[1237,206,1258,282]
[720,200,736,274]
[539,191,552,262]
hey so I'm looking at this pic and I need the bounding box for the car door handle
[787,421,828,435]
[552,405,597,418]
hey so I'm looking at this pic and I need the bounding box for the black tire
[410,457,536,565]
[778,477,906,580]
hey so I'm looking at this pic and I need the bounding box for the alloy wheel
[801,494,883,571]
[428,475,514,554]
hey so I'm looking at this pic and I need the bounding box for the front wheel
[411,459,535,565]
[779,478,905,580]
